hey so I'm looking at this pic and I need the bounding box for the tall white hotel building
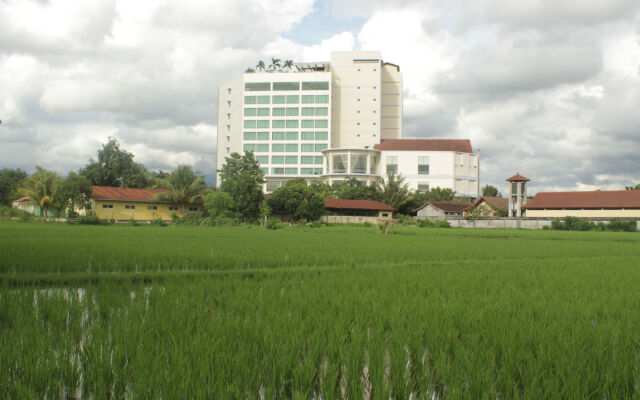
[217,51,479,198]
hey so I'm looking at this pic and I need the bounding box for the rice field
[1,221,640,398]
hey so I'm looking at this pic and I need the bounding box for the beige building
[522,190,640,218]
[217,51,478,198]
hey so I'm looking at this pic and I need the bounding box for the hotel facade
[217,51,479,198]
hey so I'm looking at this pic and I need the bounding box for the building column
[516,181,522,217]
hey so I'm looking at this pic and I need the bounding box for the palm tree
[375,173,410,210]
[283,59,294,71]
[153,165,209,215]
[269,57,281,72]
[245,67,255,73]
[18,166,61,218]
[256,60,265,72]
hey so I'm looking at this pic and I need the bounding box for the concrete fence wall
[416,216,640,230]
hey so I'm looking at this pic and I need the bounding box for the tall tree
[376,174,411,210]
[153,165,208,215]
[267,178,324,222]
[482,184,502,197]
[18,166,61,218]
[0,168,28,206]
[283,59,294,71]
[80,138,149,188]
[256,60,266,72]
[218,152,265,222]
[332,178,381,200]
[269,57,281,72]
[626,184,640,190]
[53,172,92,217]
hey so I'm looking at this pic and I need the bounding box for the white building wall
[380,150,479,197]
[216,76,244,182]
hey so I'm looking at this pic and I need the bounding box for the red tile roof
[91,186,171,202]
[324,198,396,211]
[522,190,640,210]
[414,201,472,213]
[13,197,30,203]
[506,173,530,182]
[373,139,473,153]
[463,196,509,211]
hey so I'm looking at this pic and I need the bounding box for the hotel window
[418,183,430,192]
[315,95,329,103]
[244,120,256,129]
[125,205,136,210]
[257,96,270,104]
[418,156,430,175]
[301,156,313,164]
[244,96,257,104]
[272,120,285,128]
[255,144,269,152]
[286,95,299,104]
[243,132,256,140]
[314,168,323,175]
[245,82,270,91]
[301,95,315,104]
[301,132,314,140]
[147,206,158,210]
[351,154,367,174]
[386,156,398,175]
[272,108,285,116]
[102,204,113,209]
[168,206,178,211]
[244,108,256,116]
[256,108,270,116]
[315,107,328,116]
[285,132,298,140]
[315,156,323,164]
[332,154,347,173]
[273,82,300,91]
[315,131,328,140]
[260,167,268,174]
[301,120,314,129]
[272,132,285,140]
[272,167,285,175]
[257,120,269,129]
[302,81,329,90]
[301,168,313,174]
[272,95,285,104]
[301,107,314,116]
[257,132,269,140]
[286,107,299,116]
[285,156,298,164]
[285,168,297,175]
[285,120,298,129]
[243,143,256,152]
[301,144,314,152]
[256,155,269,164]
[285,144,298,152]
[315,144,328,151]
[271,156,284,164]
[315,120,328,128]
[272,144,284,152]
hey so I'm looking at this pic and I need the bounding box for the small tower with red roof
[506,172,530,217]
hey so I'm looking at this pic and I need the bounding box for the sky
[1,0,639,194]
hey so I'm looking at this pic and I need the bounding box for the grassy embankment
[1,221,640,398]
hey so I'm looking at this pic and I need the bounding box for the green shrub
[419,219,434,228]
[153,218,167,227]
[77,213,102,225]
[551,219,566,230]
[266,217,284,230]
[607,219,637,232]
[564,216,592,231]
[434,220,450,228]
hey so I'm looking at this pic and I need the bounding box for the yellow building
[91,186,202,222]
[522,190,640,218]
